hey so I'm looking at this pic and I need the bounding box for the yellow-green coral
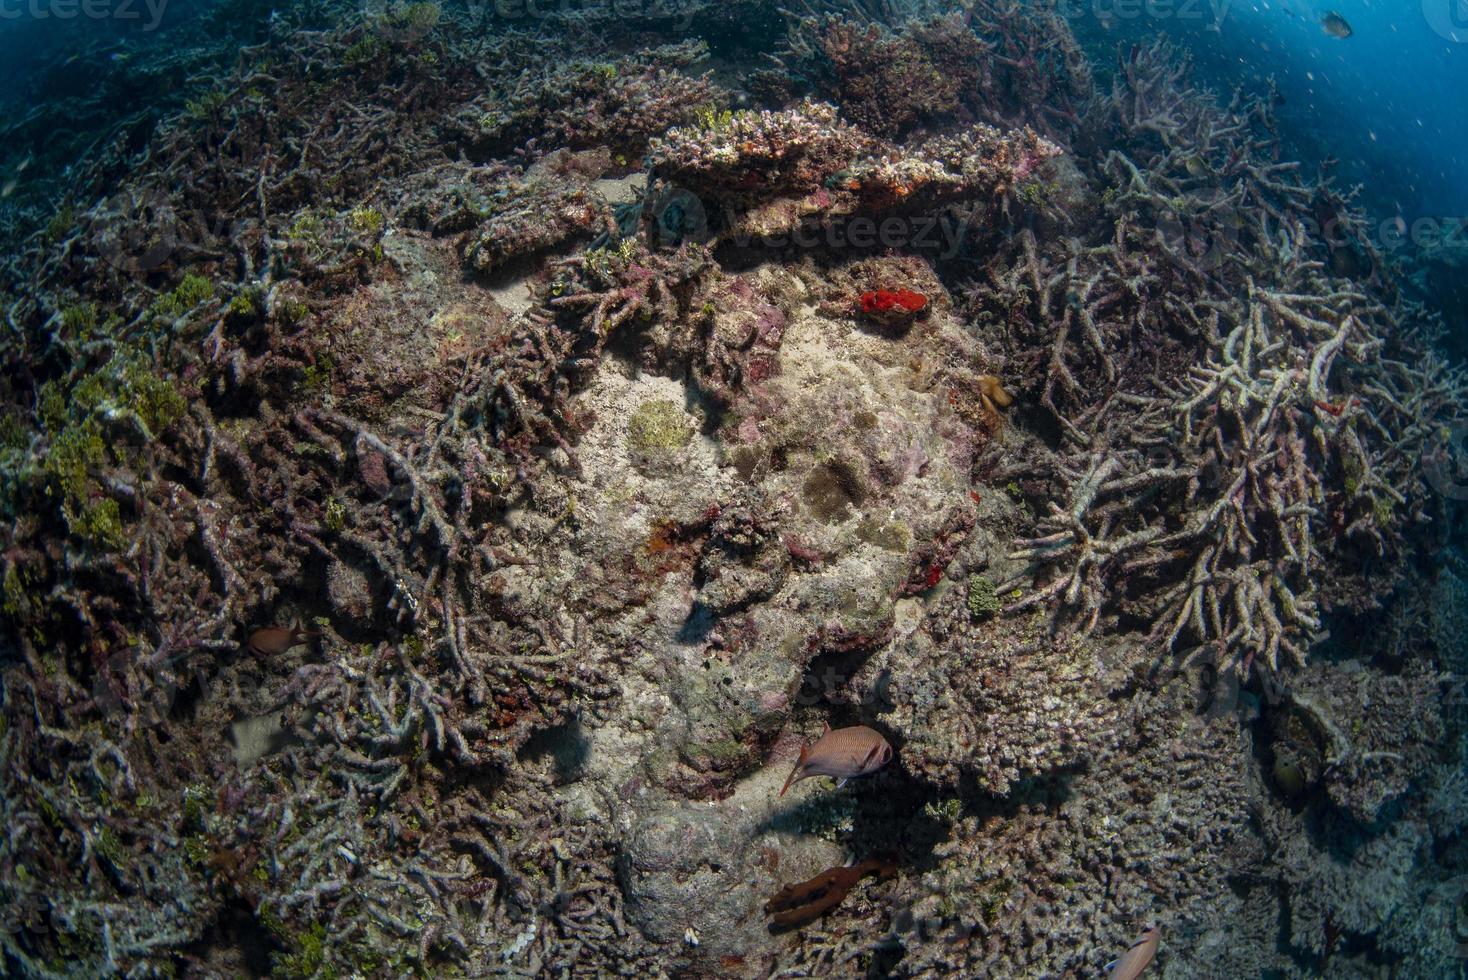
[2,563,36,621]
[627,399,693,452]
[32,345,186,550]
[66,497,125,549]
[45,204,76,243]
[386,1,441,34]
[226,289,261,321]
[122,358,187,435]
[966,575,1001,620]
[60,303,99,336]
[182,834,211,869]
[150,273,215,321]
[693,102,738,132]
[95,828,127,868]
[288,212,328,257]
[272,921,331,979]
[923,797,963,822]
[1018,180,1057,207]
[278,297,311,325]
[184,88,229,121]
[348,205,385,235]
[343,35,382,66]
[300,355,334,394]
[0,412,26,453]
[43,419,106,504]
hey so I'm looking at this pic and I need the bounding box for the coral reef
[0,1,1463,977]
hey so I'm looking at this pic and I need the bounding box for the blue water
[1071,0,1468,238]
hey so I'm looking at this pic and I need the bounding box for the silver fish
[780,723,893,796]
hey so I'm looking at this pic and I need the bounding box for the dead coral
[974,38,1467,670]
[649,100,877,206]
[455,41,720,160]
[803,15,987,138]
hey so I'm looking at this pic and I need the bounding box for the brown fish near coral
[245,624,318,657]
[764,854,897,929]
[779,723,893,796]
[977,374,1013,410]
[1106,925,1160,979]
[967,374,1013,433]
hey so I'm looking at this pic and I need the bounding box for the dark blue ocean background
[1065,0,1468,235]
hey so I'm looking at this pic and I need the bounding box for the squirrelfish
[779,723,893,796]
[245,623,319,657]
[1106,925,1160,980]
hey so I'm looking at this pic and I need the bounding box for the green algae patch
[150,273,215,322]
[627,399,693,451]
[626,399,695,476]
[967,575,1001,620]
[856,515,911,552]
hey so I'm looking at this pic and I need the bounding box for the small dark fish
[1107,925,1160,980]
[1320,11,1353,37]
[779,723,893,796]
[245,623,318,657]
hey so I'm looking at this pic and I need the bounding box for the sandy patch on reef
[486,276,535,316]
[568,363,733,556]
[593,173,644,204]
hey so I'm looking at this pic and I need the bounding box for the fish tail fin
[779,745,809,797]
[861,742,884,770]
[821,720,830,736]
